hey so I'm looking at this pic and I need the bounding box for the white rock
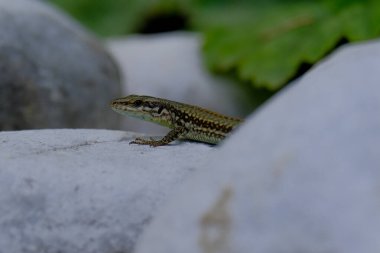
[135,40,380,253]
[0,129,213,253]
[107,32,251,134]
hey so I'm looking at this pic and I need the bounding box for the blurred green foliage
[197,0,380,89]
[48,0,192,35]
[49,0,380,91]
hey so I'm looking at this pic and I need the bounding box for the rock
[135,40,380,253]
[0,129,213,253]
[0,0,121,130]
[107,32,252,134]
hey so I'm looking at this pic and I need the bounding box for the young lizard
[110,95,242,147]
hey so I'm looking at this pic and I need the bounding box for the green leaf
[197,0,380,90]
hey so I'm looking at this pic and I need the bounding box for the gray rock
[0,129,212,253]
[0,0,121,130]
[135,40,380,253]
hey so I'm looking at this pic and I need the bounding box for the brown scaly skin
[110,95,242,147]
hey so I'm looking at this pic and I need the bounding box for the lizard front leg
[130,127,187,147]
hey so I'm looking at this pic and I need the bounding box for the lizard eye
[133,100,143,107]
[157,106,164,114]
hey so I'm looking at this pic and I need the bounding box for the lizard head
[110,95,173,127]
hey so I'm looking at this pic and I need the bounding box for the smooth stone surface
[107,32,251,134]
[135,40,380,253]
[0,129,212,253]
[0,0,121,130]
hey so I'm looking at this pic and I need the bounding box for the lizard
[110,95,242,147]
